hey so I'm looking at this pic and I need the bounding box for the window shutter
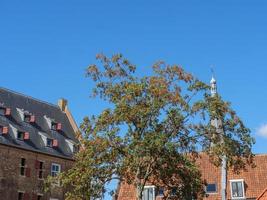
[26,168,31,177]
[56,123,62,131]
[24,132,30,140]
[35,160,40,169]
[1,126,8,134]
[23,192,30,200]
[30,115,35,123]
[52,139,58,147]
[4,108,11,116]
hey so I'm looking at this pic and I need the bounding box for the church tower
[210,75,227,200]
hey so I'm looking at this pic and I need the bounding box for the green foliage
[50,54,254,200]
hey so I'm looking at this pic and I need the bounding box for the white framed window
[230,179,245,199]
[142,186,155,200]
[51,163,61,177]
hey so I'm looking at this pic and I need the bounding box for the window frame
[51,163,61,186]
[37,160,45,179]
[142,185,156,200]
[18,191,24,200]
[230,179,245,199]
[24,113,35,123]
[17,131,24,140]
[205,183,217,194]
[46,138,53,147]
[20,158,26,176]
[51,163,61,177]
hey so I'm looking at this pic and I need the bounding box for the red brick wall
[0,144,74,200]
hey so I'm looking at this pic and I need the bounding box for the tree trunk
[136,184,143,200]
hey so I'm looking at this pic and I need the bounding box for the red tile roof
[257,188,267,200]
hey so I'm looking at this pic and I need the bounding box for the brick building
[116,77,267,200]
[0,87,79,200]
[116,153,267,200]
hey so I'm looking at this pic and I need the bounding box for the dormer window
[24,113,35,123]
[47,138,53,147]
[46,138,58,148]
[17,131,30,140]
[51,122,62,131]
[230,179,245,199]
[0,126,9,135]
[44,115,62,132]
[65,139,78,153]
[0,106,11,116]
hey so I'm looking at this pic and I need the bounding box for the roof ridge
[0,86,60,110]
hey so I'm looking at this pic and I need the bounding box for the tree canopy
[49,54,254,200]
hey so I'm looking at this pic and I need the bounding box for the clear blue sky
[2,0,267,151]
[1,1,267,197]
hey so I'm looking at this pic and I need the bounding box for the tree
[51,54,254,200]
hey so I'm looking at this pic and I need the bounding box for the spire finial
[210,66,217,97]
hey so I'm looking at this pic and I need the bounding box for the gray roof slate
[0,87,78,159]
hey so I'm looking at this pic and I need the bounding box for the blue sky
[2,0,267,151]
[1,0,267,198]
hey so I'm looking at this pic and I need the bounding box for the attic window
[46,138,58,148]
[51,122,62,131]
[230,179,245,199]
[17,131,30,141]
[66,139,78,153]
[0,107,11,116]
[47,138,53,147]
[24,113,35,123]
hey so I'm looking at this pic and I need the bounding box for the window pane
[142,189,147,200]
[206,184,217,193]
[18,192,23,200]
[21,158,25,166]
[232,182,237,197]
[20,167,25,176]
[148,188,153,199]
[142,188,154,200]
[237,182,243,197]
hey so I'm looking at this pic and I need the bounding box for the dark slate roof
[0,87,78,159]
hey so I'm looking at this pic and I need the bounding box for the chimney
[58,98,68,112]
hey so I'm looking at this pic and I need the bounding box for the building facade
[116,153,267,200]
[0,87,79,200]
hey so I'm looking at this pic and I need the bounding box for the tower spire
[210,69,217,97]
